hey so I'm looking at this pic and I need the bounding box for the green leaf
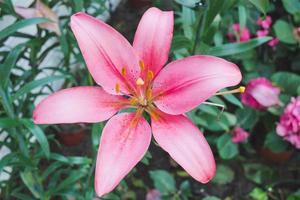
[0,43,26,87]
[53,169,87,193]
[282,0,300,15]
[20,170,44,199]
[264,131,288,152]
[202,0,226,34]
[238,5,247,30]
[236,107,259,129]
[249,0,269,14]
[91,122,104,151]
[0,117,21,128]
[50,153,92,165]
[243,163,273,184]
[174,0,202,8]
[204,37,272,56]
[71,0,84,12]
[180,181,191,198]
[212,164,235,184]
[217,134,239,159]
[249,188,268,200]
[223,93,243,108]
[271,72,300,95]
[20,119,50,158]
[273,20,297,44]
[13,75,68,100]
[203,196,221,200]
[0,17,49,40]
[149,170,176,195]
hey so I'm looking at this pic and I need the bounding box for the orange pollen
[121,67,126,76]
[139,60,145,71]
[115,83,120,94]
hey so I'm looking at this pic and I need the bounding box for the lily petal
[71,12,140,95]
[14,7,37,19]
[33,86,124,124]
[95,113,151,197]
[152,55,242,115]
[133,7,173,76]
[151,113,216,183]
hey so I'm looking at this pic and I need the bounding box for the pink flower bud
[241,77,280,110]
[231,127,249,143]
[256,29,269,37]
[256,16,272,29]
[146,189,161,200]
[268,38,279,47]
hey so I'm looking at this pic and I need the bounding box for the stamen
[146,88,152,99]
[136,77,145,86]
[215,86,246,96]
[147,70,154,81]
[139,60,145,71]
[239,86,246,93]
[121,67,126,76]
[115,83,120,94]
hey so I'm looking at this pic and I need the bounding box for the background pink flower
[231,127,249,143]
[276,97,300,149]
[241,77,280,110]
[256,16,272,29]
[230,23,250,42]
[146,189,161,200]
[256,29,269,37]
[268,38,279,47]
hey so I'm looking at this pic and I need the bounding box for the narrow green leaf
[0,117,21,128]
[0,43,26,87]
[174,0,202,8]
[20,170,44,199]
[13,75,68,100]
[92,122,104,151]
[249,0,269,14]
[203,0,226,34]
[0,17,49,40]
[238,5,247,30]
[21,119,50,158]
[50,153,92,165]
[205,37,272,56]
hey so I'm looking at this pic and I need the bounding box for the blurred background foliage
[0,0,299,199]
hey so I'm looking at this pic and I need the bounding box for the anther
[121,67,126,76]
[147,70,154,81]
[239,86,246,93]
[115,83,120,94]
[139,60,145,71]
[136,77,145,86]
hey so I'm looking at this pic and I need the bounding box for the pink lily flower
[231,127,249,143]
[33,8,242,197]
[14,0,61,35]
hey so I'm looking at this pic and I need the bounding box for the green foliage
[149,170,176,195]
[212,164,235,184]
[249,0,270,14]
[273,20,297,44]
[217,134,239,159]
[271,72,300,95]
